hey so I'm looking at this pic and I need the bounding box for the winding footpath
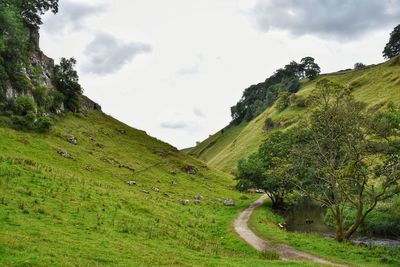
[233,195,347,266]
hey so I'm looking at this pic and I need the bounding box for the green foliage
[354,62,366,70]
[13,72,34,93]
[15,95,36,115]
[7,0,59,28]
[250,200,400,267]
[383,24,400,59]
[237,131,296,207]
[36,116,53,132]
[231,57,319,125]
[275,92,290,112]
[300,57,321,80]
[54,57,82,112]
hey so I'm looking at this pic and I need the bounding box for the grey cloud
[160,121,190,129]
[43,0,106,34]
[82,33,152,75]
[251,0,400,39]
[193,108,205,118]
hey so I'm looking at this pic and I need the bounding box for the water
[280,198,400,248]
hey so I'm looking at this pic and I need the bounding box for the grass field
[249,200,400,267]
[0,110,320,266]
[187,57,400,173]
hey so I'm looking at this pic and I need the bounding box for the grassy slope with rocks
[187,57,400,174]
[0,110,319,267]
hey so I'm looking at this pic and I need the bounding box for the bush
[36,116,53,132]
[354,62,366,70]
[275,92,290,112]
[32,85,48,108]
[0,116,11,127]
[15,96,36,115]
[264,117,274,131]
[13,73,34,94]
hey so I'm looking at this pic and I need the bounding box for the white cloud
[82,33,152,75]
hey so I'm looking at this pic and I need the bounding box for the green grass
[0,110,313,266]
[249,200,400,267]
[188,57,400,173]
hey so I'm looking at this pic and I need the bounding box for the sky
[39,0,400,149]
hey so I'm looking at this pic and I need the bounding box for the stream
[280,198,400,248]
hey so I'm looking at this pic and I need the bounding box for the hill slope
[0,110,310,266]
[188,57,400,173]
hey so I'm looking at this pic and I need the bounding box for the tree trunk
[334,206,344,242]
[344,203,364,240]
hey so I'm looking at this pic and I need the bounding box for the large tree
[300,56,321,80]
[237,130,295,208]
[292,79,400,241]
[383,24,400,59]
[53,57,82,112]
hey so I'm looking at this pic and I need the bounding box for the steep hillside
[188,57,400,173]
[0,110,317,266]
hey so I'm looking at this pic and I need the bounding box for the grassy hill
[0,110,317,266]
[187,57,400,173]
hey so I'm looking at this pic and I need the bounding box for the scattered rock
[85,165,93,172]
[194,199,201,204]
[117,129,126,134]
[224,199,236,206]
[89,136,96,142]
[59,151,71,159]
[141,190,150,194]
[96,143,105,148]
[152,187,160,192]
[171,180,177,186]
[182,166,198,175]
[278,223,286,229]
[181,199,190,205]
[194,195,203,201]
[255,189,265,194]
[126,181,136,186]
[67,136,78,145]
[163,193,170,198]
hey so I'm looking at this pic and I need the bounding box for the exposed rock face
[80,95,102,112]
[2,28,101,113]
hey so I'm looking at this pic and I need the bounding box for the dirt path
[233,195,347,266]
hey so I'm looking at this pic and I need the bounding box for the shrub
[36,116,53,132]
[15,96,36,115]
[32,85,48,108]
[13,73,34,94]
[264,117,274,131]
[354,62,366,70]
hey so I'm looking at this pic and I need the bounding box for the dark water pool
[280,198,400,248]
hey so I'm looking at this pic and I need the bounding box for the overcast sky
[40,0,400,149]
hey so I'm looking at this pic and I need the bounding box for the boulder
[171,180,177,186]
[141,190,150,194]
[67,136,78,145]
[223,199,236,206]
[152,187,160,192]
[59,151,71,159]
[182,166,198,175]
[126,181,136,186]
[181,199,190,205]
[194,195,203,201]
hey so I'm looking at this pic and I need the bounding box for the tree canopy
[237,79,400,242]
[383,24,400,59]
[230,57,320,125]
